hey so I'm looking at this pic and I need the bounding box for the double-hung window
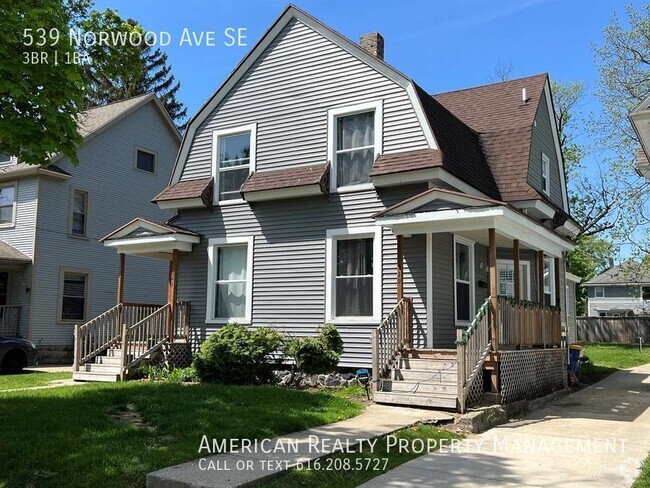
[326,227,382,322]
[213,125,256,202]
[70,189,88,237]
[497,260,531,300]
[594,286,605,298]
[0,183,16,226]
[60,270,89,322]
[543,257,556,305]
[206,237,253,323]
[454,237,475,324]
[329,101,382,191]
[541,153,550,195]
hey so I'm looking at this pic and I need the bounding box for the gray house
[84,6,579,410]
[0,94,180,363]
[583,263,650,317]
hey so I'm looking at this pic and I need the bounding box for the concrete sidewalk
[361,363,650,487]
[147,403,453,488]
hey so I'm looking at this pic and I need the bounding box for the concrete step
[394,368,457,382]
[73,371,120,382]
[382,380,458,395]
[94,355,122,365]
[398,358,458,371]
[405,349,457,360]
[373,391,458,410]
[84,363,121,374]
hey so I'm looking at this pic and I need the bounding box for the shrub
[287,325,344,374]
[140,364,198,383]
[193,324,284,384]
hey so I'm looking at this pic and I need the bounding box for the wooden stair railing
[456,298,492,413]
[371,297,411,391]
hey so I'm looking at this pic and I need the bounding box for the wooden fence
[577,317,650,343]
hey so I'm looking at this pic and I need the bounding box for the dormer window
[541,152,550,195]
[328,101,382,192]
[212,124,256,203]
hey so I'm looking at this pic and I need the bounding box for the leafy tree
[0,0,90,165]
[80,9,187,127]
[566,235,614,315]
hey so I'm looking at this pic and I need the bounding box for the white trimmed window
[454,236,475,324]
[69,189,88,237]
[59,270,90,322]
[326,227,382,323]
[206,236,253,324]
[541,153,550,195]
[212,124,256,203]
[0,182,16,226]
[328,101,382,192]
[594,286,605,298]
[497,259,531,300]
[543,257,556,305]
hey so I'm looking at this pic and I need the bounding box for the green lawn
[257,425,457,488]
[634,455,650,488]
[580,343,650,384]
[0,382,364,488]
[0,371,72,391]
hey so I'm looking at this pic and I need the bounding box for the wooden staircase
[373,349,458,410]
[73,347,125,382]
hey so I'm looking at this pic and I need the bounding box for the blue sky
[91,0,644,117]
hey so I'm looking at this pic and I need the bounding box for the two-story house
[0,93,180,363]
[583,262,650,317]
[88,6,579,410]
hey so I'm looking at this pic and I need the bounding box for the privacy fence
[577,317,650,343]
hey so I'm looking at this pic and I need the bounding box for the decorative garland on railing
[456,297,491,345]
[497,295,561,312]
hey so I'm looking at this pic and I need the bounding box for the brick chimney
[360,33,384,60]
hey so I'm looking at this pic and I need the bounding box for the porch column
[167,249,179,339]
[396,234,404,301]
[513,239,520,300]
[554,257,561,308]
[538,251,545,305]
[117,253,125,305]
[489,228,498,351]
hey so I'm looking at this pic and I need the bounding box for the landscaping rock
[274,370,358,389]
[457,405,508,434]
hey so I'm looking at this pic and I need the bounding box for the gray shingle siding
[586,285,637,299]
[528,90,564,208]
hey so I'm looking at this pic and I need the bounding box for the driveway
[361,363,650,487]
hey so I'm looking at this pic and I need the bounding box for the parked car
[0,337,37,373]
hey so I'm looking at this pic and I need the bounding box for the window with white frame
[70,189,88,237]
[326,227,381,322]
[329,102,382,190]
[454,237,474,323]
[206,237,253,323]
[541,153,550,195]
[213,125,256,202]
[497,260,531,300]
[543,257,556,305]
[60,271,89,321]
[594,286,605,298]
[0,183,16,226]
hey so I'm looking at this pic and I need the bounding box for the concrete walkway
[361,363,650,487]
[147,403,454,488]
[26,365,72,373]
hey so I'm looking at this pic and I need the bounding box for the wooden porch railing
[497,296,562,348]
[174,301,190,340]
[456,298,492,413]
[371,297,411,390]
[120,303,171,380]
[0,305,21,337]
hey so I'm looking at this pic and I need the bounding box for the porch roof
[374,188,574,257]
[100,218,201,260]
[0,240,31,265]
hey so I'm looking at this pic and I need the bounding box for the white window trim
[541,152,550,195]
[58,267,91,325]
[327,101,383,194]
[544,256,556,305]
[325,226,382,324]
[0,181,17,229]
[68,187,89,239]
[134,146,158,175]
[206,236,254,325]
[496,259,532,300]
[453,235,475,326]
[211,124,257,206]
[594,286,605,298]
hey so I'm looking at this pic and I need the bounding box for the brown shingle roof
[432,73,548,202]
[152,178,213,207]
[370,149,443,176]
[241,163,329,194]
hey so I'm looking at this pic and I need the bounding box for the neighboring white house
[583,263,650,317]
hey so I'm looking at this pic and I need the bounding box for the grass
[580,343,650,384]
[257,425,458,488]
[0,382,364,488]
[634,455,650,488]
[0,371,71,391]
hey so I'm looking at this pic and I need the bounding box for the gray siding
[475,243,489,310]
[404,235,427,348]
[431,233,455,348]
[29,100,178,345]
[586,285,638,299]
[0,178,38,257]
[180,18,429,181]
[566,279,577,343]
[528,91,564,208]
[176,185,427,368]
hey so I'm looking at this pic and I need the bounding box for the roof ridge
[83,92,153,112]
[431,73,548,98]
